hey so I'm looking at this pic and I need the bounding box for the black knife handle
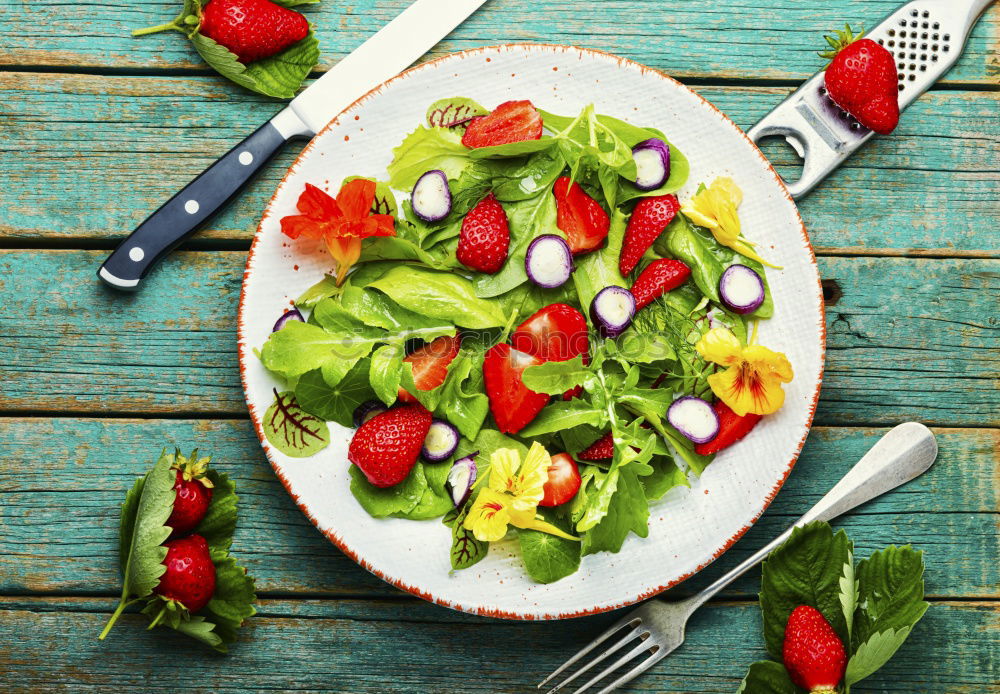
[98,120,292,290]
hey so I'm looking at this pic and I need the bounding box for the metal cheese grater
[748,0,995,199]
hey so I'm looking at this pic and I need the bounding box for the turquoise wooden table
[1,0,997,690]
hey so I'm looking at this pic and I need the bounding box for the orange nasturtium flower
[279,179,395,284]
[681,177,780,269]
[695,327,793,416]
[464,443,578,543]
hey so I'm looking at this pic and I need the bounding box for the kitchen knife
[748,0,993,199]
[99,0,490,290]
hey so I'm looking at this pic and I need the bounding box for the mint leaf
[517,399,606,437]
[760,522,853,658]
[295,359,375,428]
[519,512,581,583]
[348,463,426,517]
[262,390,330,458]
[522,355,590,395]
[189,30,319,100]
[580,465,648,555]
[844,546,928,685]
[450,502,488,570]
[738,660,802,694]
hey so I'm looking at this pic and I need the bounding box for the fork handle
[685,422,937,611]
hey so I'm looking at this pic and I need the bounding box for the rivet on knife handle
[748,0,994,200]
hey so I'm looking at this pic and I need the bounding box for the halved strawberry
[578,431,613,461]
[694,400,763,455]
[397,335,461,403]
[482,343,550,434]
[553,176,610,254]
[457,193,510,274]
[348,404,432,487]
[539,452,582,507]
[630,258,691,310]
[461,100,543,149]
[619,194,679,276]
[511,303,589,400]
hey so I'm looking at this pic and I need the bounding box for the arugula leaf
[760,522,854,658]
[641,457,689,501]
[573,210,627,316]
[426,97,488,128]
[262,390,331,457]
[369,266,507,329]
[845,546,928,686]
[518,399,607,437]
[738,660,802,694]
[387,125,470,190]
[519,510,581,583]
[189,30,319,100]
[450,502,488,570]
[580,466,648,555]
[522,355,590,395]
[294,359,375,428]
[348,463,427,517]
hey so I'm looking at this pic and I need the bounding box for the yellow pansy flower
[696,327,793,416]
[681,177,780,269]
[464,443,578,543]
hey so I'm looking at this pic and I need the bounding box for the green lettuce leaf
[349,463,428,517]
[369,266,507,329]
[521,355,590,395]
[387,125,470,190]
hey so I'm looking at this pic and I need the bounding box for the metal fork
[538,422,938,693]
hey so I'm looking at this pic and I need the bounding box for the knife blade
[99,0,490,290]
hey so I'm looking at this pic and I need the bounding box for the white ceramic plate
[238,44,825,620]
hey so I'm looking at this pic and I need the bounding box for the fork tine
[544,625,644,693]
[590,645,670,694]
[570,640,658,694]
[537,614,642,689]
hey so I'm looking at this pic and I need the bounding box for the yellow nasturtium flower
[681,177,780,269]
[464,442,578,543]
[696,327,793,416]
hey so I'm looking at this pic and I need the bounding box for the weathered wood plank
[2,0,997,84]
[2,72,998,255]
[1,251,996,424]
[0,596,996,692]
[1,418,995,599]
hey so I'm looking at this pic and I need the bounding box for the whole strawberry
[782,605,847,693]
[153,534,217,613]
[821,25,899,134]
[167,452,214,537]
[457,193,510,274]
[619,194,679,276]
[200,0,309,63]
[348,404,432,487]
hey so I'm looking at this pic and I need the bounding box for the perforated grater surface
[747,0,994,199]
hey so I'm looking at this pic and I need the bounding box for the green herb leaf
[759,522,854,658]
[124,452,176,599]
[426,97,488,128]
[195,467,238,554]
[580,465,648,555]
[295,273,340,308]
[434,349,490,440]
[573,209,627,316]
[522,355,590,395]
[262,390,331,457]
[387,125,470,190]
[295,359,375,428]
[519,510,581,583]
[189,30,319,100]
[450,502,488,570]
[738,660,802,694]
[200,552,258,652]
[517,399,607,437]
[641,457,689,501]
[369,343,404,406]
[348,463,426,517]
[392,463,454,520]
[369,266,508,328]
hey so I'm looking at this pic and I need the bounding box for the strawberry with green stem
[820,24,900,134]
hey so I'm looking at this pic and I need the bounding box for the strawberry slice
[694,400,763,455]
[397,335,461,403]
[630,258,691,310]
[577,431,613,461]
[619,194,679,276]
[539,452,582,507]
[348,404,432,487]
[457,193,510,274]
[511,303,589,400]
[482,343,550,434]
[461,100,543,149]
[553,176,610,254]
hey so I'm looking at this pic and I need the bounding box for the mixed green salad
[256,97,794,583]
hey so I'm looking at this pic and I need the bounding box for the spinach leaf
[518,399,607,437]
[348,463,427,517]
[580,465,648,555]
[573,209,627,316]
[392,463,454,520]
[294,359,374,428]
[369,266,508,329]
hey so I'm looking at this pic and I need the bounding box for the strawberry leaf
[189,29,320,100]
[118,474,146,570]
[201,551,258,652]
[124,452,176,599]
[738,661,802,694]
[262,390,331,457]
[195,469,238,554]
